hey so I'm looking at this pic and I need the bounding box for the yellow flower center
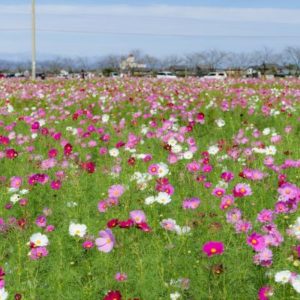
[211,248,217,253]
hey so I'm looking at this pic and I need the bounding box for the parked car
[202,71,227,80]
[156,71,177,79]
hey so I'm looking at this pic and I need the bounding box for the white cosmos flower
[275,270,292,283]
[215,118,225,127]
[175,225,191,235]
[7,187,19,193]
[156,192,172,205]
[38,119,46,126]
[0,288,8,300]
[66,201,78,207]
[208,145,219,155]
[291,275,300,293]
[157,163,169,178]
[20,189,29,195]
[262,128,271,135]
[141,126,148,134]
[265,146,277,156]
[109,148,119,157]
[10,194,21,204]
[30,233,49,247]
[69,223,87,238]
[183,151,193,160]
[31,133,38,139]
[102,114,110,123]
[170,292,181,300]
[66,126,74,132]
[168,138,177,146]
[172,144,182,154]
[7,104,14,113]
[145,196,156,205]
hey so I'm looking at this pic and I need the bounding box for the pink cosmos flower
[46,225,55,232]
[130,210,146,224]
[226,208,242,224]
[220,195,234,210]
[202,164,213,173]
[254,248,273,267]
[278,183,298,201]
[82,240,94,249]
[95,228,115,253]
[182,198,200,210]
[160,219,177,231]
[115,272,127,282]
[247,232,266,252]
[30,247,48,260]
[202,241,224,257]
[98,200,109,213]
[99,147,108,155]
[186,161,201,172]
[274,201,288,214]
[212,187,226,198]
[35,215,47,228]
[41,158,57,170]
[257,209,274,223]
[233,183,252,197]
[148,164,160,175]
[10,176,22,189]
[235,220,252,234]
[108,185,125,198]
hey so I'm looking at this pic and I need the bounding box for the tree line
[1,47,300,73]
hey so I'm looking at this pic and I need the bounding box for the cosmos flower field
[0,77,300,300]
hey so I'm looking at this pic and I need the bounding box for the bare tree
[284,46,300,74]
[98,55,123,70]
[184,52,203,70]
[161,55,183,68]
[199,49,228,70]
[143,55,160,69]
[226,52,253,69]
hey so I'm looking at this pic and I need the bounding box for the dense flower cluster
[0,78,300,299]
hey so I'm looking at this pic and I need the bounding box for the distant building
[120,54,146,75]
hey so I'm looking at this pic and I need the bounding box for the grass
[0,77,300,299]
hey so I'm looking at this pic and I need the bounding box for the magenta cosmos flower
[95,229,115,253]
[108,185,125,198]
[202,241,224,257]
[258,286,273,300]
[247,232,266,252]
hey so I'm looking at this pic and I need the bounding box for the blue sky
[1,0,300,59]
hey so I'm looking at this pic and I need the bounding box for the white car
[202,71,227,80]
[156,71,177,79]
